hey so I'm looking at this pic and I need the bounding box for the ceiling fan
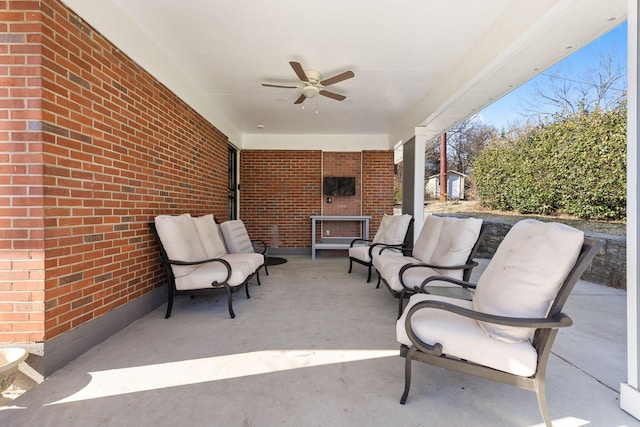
[262,61,355,104]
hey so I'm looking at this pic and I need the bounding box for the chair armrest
[251,239,268,255]
[369,242,403,257]
[378,244,406,255]
[417,275,478,293]
[404,299,573,355]
[166,257,232,283]
[399,262,478,291]
[167,257,229,267]
[350,238,372,247]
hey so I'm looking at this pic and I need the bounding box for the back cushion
[383,214,412,245]
[154,214,208,277]
[192,214,227,258]
[373,214,413,245]
[220,220,255,253]
[154,214,207,262]
[412,215,483,266]
[473,219,584,343]
[372,215,394,244]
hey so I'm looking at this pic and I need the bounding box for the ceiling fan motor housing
[302,69,322,98]
[304,69,321,83]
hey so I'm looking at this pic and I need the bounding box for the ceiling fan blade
[289,61,308,82]
[262,83,298,89]
[319,90,346,101]
[294,94,307,104]
[320,70,354,86]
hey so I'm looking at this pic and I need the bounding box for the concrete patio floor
[0,255,636,426]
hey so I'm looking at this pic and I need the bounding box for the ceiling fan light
[302,85,319,98]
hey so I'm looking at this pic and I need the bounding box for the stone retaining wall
[474,219,626,290]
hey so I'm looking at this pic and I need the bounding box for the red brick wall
[362,151,395,239]
[1,0,228,343]
[240,150,322,248]
[322,152,361,237]
[1,0,46,343]
[239,149,395,248]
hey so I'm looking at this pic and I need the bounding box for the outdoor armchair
[396,219,603,427]
[348,214,413,282]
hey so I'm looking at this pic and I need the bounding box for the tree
[424,116,497,178]
[445,118,497,174]
[521,50,626,119]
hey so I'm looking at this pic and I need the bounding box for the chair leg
[246,278,252,298]
[264,262,269,276]
[400,346,417,404]
[366,265,372,283]
[376,273,381,289]
[535,380,553,427]
[226,285,236,319]
[348,258,353,274]
[165,285,174,319]
[255,270,261,286]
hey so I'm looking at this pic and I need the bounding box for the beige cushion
[412,215,483,268]
[372,214,412,245]
[348,245,402,263]
[175,259,253,289]
[383,214,412,244]
[397,293,538,376]
[372,253,405,274]
[220,220,255,253]
[375,215,483,290]
[154,214,208,279]
[192,214,227,258]
[473,219,584,343]
[352,214,411,263]
[376,255,454,292]
[372,215,395,244]
[222,252,264,272]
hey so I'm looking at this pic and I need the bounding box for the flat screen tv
[323,176,356,196]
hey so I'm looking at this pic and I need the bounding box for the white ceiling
[61,0,627,146]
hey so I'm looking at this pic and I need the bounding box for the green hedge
[473,108,626,220]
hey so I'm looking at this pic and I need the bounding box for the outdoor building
[425,171,467,200]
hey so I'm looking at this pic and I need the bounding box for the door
[228,145,238,220]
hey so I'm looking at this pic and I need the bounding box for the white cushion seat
[374,255,451,292]
[222,252,264,274]
[175,259,254,289]
[397,293,538,377]
[348,245,402,264]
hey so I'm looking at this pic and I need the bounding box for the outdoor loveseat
[374,214,485,318]
[150,214,267,319]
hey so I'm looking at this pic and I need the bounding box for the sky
[477,20,628,130]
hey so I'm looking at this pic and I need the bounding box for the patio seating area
[0,256,633,426]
